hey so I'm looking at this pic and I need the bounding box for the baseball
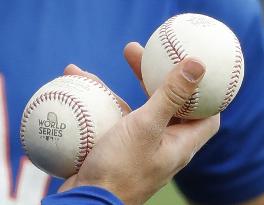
[141,13,244,119]
[20,75,123,178]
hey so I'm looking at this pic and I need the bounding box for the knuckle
[163,80,190,108]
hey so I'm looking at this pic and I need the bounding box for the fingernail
[181,60,205,82]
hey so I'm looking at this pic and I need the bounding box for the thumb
[139,58,205,133]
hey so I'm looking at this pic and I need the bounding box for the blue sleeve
[41,186,124,205]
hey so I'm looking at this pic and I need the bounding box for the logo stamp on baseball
[38,112,67,142]
[20,75,123,178]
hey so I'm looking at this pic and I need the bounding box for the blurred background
[146,183,187,205]
[0,0,264,205]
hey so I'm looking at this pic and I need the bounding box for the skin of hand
[58,42,220,205]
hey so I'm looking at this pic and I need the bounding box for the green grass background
[145,182,188,205]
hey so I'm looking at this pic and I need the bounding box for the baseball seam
[20,90,94,173]
[175,89,199,118]
[60,75,123,117]
[20,75,123,173]
[218,36,243,112]
[159,16,199,118]
[159,16,188,64]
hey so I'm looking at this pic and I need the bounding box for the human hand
[58,42,220,205]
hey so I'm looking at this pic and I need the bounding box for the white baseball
[141,13,244,119]
[20,75,123,178]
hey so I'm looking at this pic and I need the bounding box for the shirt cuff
[42,186,124,205]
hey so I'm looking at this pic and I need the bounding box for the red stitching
[20,75,123,174]
[62,75,123,117]
[159,16,198,118]
[219,36,243,112]
[20,90,94,173]
[175,90,199,118]
[159,16,188,64]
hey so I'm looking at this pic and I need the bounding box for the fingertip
[124,42,144,81]
[123,42,143,56]
[64,64,83,75]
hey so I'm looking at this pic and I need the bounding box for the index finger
[124,42,149,96]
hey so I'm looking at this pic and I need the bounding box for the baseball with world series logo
[20,75,123,178]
